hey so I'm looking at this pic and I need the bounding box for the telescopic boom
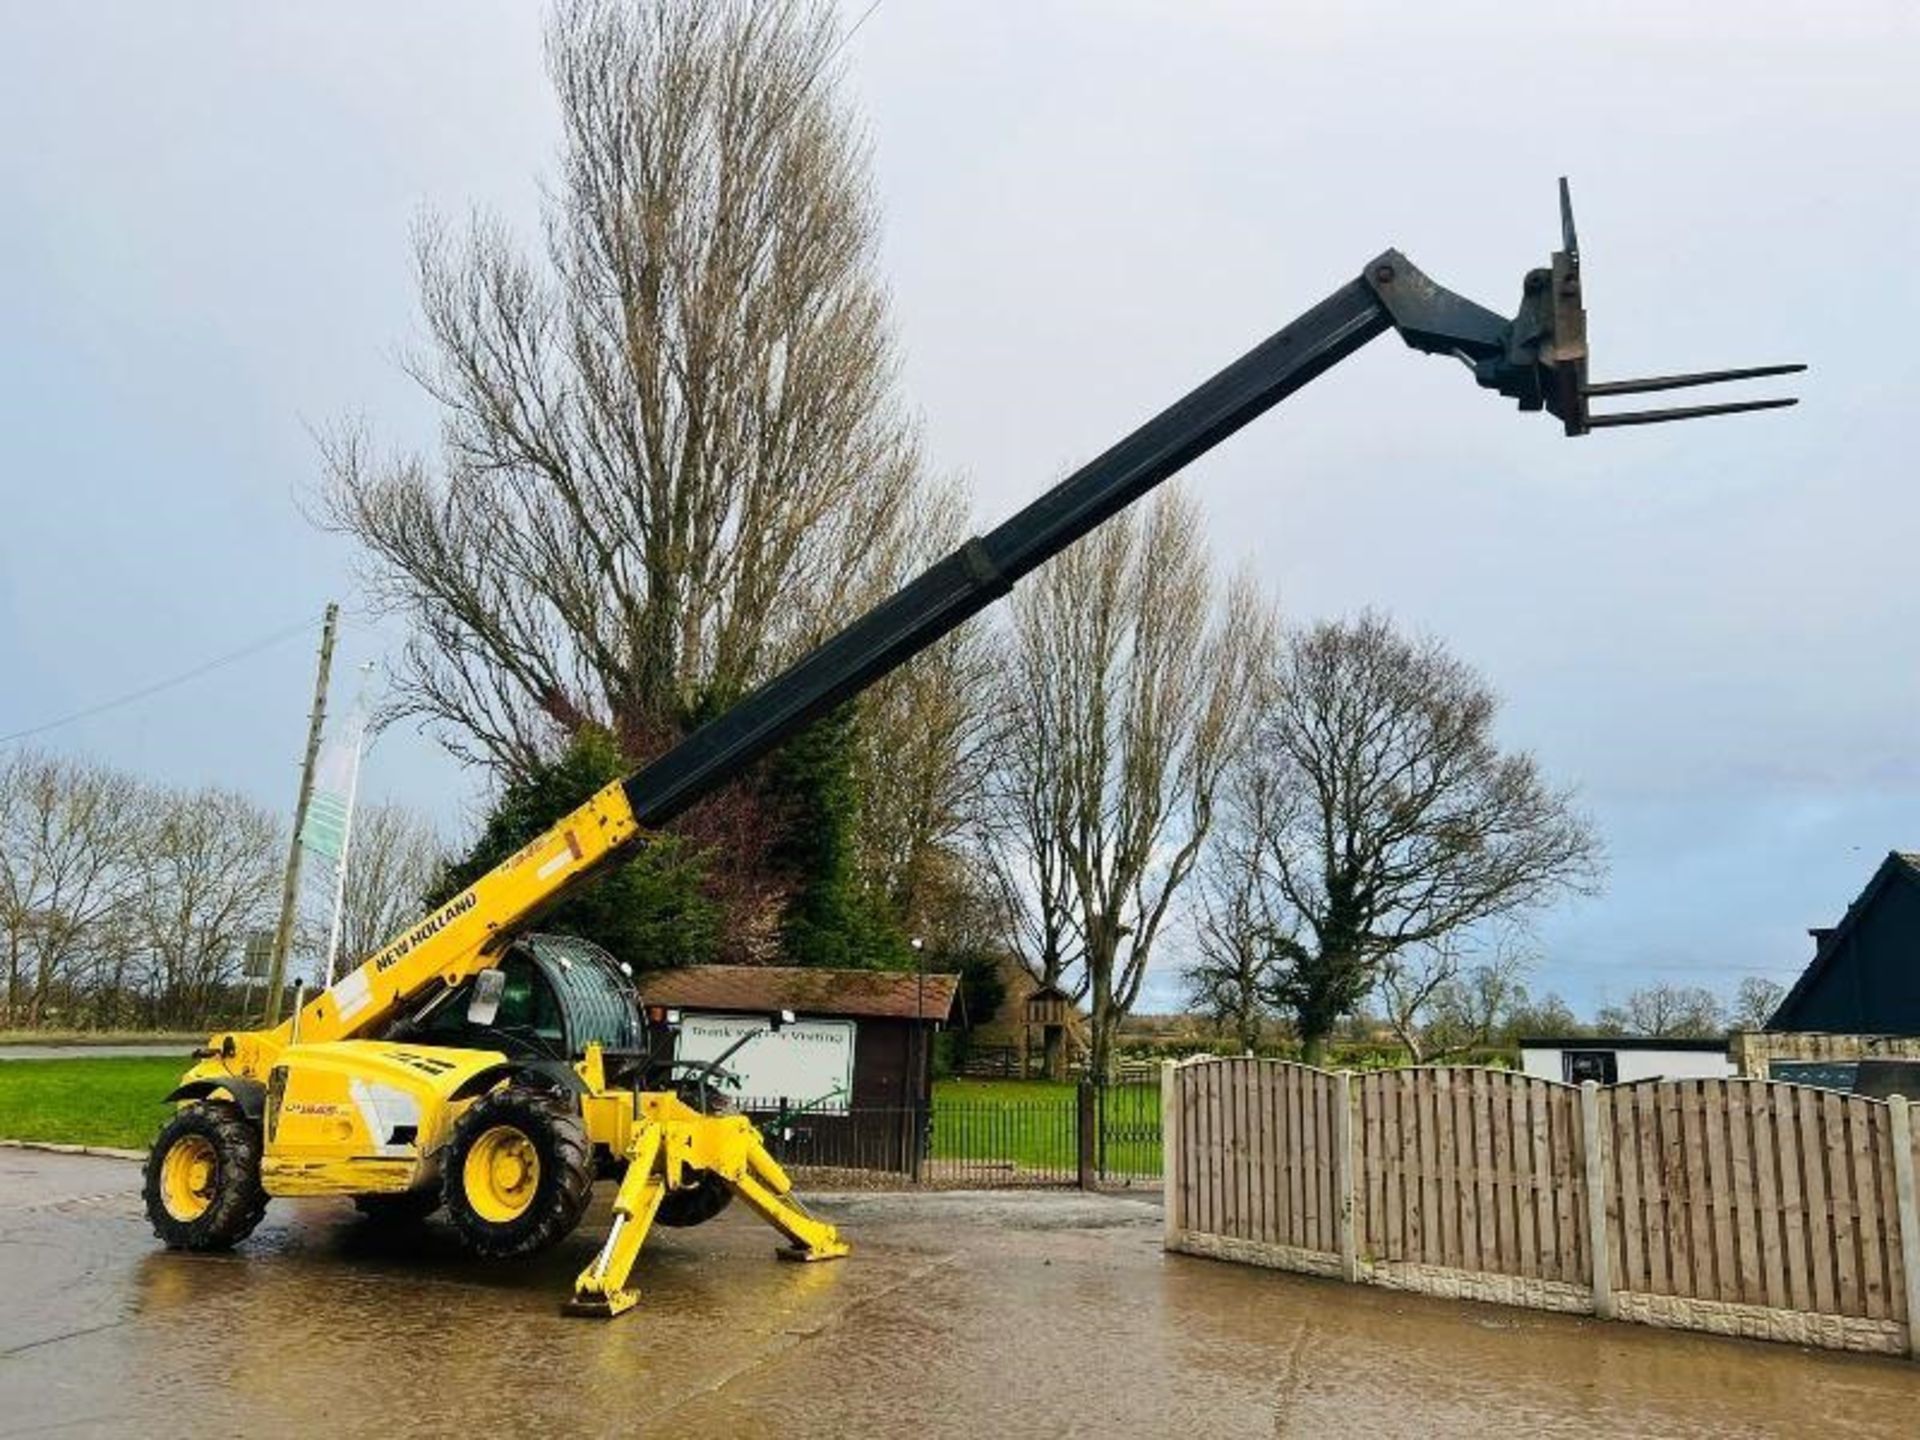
[620,179,1800,827]
[215,182,1799,1068]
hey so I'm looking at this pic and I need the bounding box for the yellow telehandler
[146,182,1800,1315]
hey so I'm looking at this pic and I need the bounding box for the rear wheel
[656,1170,733,1228]
[144,1101,267,1250]
[656,1078,734,1228]
[442,1088,592,1258]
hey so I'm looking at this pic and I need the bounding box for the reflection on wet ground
[2,1149,1916,1437]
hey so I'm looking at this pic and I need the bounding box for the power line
[758,0,888,141]
[0,6,885,752]
[835,0,887,57]
[0,616,320,746]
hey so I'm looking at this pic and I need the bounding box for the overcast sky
[1,2,1914,1016]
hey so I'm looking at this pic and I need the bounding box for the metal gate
[1094,1079,1162,1185]
[754,1079,1162,1188]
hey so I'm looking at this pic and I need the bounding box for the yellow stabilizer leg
[734,1132,850,1262]
[566,1124,665,1318]
[565,1106,849,1318]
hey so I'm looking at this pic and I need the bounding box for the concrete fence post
[1161,1060,1181,1249]
[1580,1079,1614,1320]
[1888,1094,1920,1358]
[1335,1069,1358,1281]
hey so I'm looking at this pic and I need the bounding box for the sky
[0,2,1914,1017]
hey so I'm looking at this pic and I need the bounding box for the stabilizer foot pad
[563,1289,637,1318]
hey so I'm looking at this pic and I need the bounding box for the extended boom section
[617,181,1800,835]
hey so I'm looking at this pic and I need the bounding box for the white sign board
[673,1013,856,1115]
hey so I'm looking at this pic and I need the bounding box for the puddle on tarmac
[2,1155,1916,1438]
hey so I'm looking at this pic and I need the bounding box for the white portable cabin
[1518,1035,1735,1086]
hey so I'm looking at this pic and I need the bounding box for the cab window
[419,955,566,1054]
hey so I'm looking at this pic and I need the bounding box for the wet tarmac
[2,1148,1916,1438]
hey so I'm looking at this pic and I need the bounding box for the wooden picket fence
[1162,1057,1920,1357]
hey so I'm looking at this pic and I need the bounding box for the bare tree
[324,0,927,777]
[1233,612,1601,1062]
[1378,932,1533,1063]
[852,627,995,924]
[1595,982,1725,1039]
[852,483,997,934]
[80,908,147,1033]
[1730,975,1787,1031]
[1185,832,1277,1053]
[980,584,1087,1079]
[0,750,145,1028]
[1376,943,1462,1064]
[130,786,281,1030]
[1503,990,1581,1041]
[990,489,1268,1080]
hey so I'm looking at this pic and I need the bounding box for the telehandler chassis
[149,1029,846,1316]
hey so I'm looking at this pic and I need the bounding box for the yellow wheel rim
[160,1134,219,1222]
[463,1124,541,1224]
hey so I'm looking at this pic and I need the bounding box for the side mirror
[770,1008,797,1033]
[467,968,507,1027]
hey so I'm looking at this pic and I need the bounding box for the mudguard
[164,1075,267,1121]
[449,1059,589,1103]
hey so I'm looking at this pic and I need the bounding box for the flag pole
[320,663,375,988]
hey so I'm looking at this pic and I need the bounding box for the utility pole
[264,602,338,1025]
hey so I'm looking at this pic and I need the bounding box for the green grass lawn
[0,1060,1164,1175]
[931,1077,1161,1175]
[933,1077,1081,1105]
[0,1055,186,1150]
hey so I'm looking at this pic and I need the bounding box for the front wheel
[442,1089,592,1258]
[144,1101,267,1250]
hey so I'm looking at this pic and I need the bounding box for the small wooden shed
[1024,982,1077,1079]
[638,964,959,1174]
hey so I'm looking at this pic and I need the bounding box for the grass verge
[0,1060,1164,1174]
[0,1056,183,1150]
[0,1031,205,1048]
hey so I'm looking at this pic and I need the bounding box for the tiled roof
[638,964,958,1022]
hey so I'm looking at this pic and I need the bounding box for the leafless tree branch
[987,489,1269,1078]
[1227,611,1603,1060]
[322,0,927,780]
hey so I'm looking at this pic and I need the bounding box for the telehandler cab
[147,182,1800,1316]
